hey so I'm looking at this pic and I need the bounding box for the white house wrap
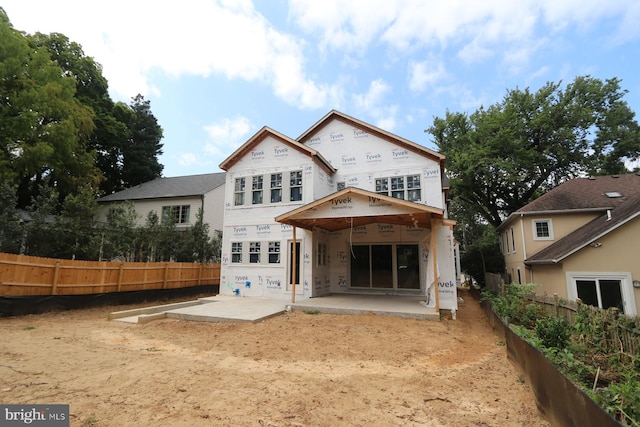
[219,110,459,312]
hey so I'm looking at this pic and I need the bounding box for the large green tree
[29,32,133,195]
[428,76,640,228]
[118,94,164,187]
[0,9,100,207]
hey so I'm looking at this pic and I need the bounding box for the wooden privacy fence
[0,252,221,296]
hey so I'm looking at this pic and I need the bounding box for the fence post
[163,263,169,289]
[554,293,560,318]
[117,263,125,292]
[51,262,61,295]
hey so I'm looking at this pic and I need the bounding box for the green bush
[535,317,572,349]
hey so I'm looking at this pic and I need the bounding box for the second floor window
[271,173,282,203]
[252,176,263,204]
[290,170,302,201]
[375,175,421,201]
[533,219,554,240]
[234,178,245,206]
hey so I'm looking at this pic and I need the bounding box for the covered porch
[275,187,456,311]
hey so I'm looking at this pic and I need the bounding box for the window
[391,176,404,199]
[234,178,245,206]
[233,171,303,206]
[375,175,421,201]
[252,176,263,204]
[290,170,302,201]
[268,241,280,264]
[533,219,554,240]
[270,173,282,203]
[577,279,624,313]
[162,205,190,224]
[568,273,637,316]
[249,242,261,263]
[317,242,328,266]
[407,175,421,201]
[510,227,516,252]
[231,242,242,263]
[375,178,388,195]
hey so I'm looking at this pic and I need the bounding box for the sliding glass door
[350,243,420,290]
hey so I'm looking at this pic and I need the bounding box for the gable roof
[526,193,640,265]
[218,126,335,174]
[498,173,640,230]
[98,172,226,203]
[296,110,446,165]
[275,186,448,232]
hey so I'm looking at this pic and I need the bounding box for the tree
[118,94,164,187]
[0,182,22,253]
[428,76,640,229]
[0,10,100,208]
[30,31,130,195]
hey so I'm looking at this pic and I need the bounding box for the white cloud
[203,116,252,157]
[353,79,398,131]
[2,0,339,109]
[408,60,447,92]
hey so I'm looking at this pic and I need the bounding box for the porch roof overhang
[275,187,450,232]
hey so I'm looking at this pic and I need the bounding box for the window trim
[566,271,636,316]
[161,205,190,224]
[532,218,554,241]
[375,174,421,201]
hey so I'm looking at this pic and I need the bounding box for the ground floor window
[350,243,420,290]
[568,272,636,316]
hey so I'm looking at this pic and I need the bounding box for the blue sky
[4,0,640,177]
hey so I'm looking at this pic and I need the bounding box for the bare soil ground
[0,290,549,426]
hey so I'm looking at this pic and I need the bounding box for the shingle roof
[525,193,640,265]
[518,173,640,265]
[517,173,640,213]
[97,172,226,203]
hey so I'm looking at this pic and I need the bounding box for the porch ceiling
[275,187,446,232]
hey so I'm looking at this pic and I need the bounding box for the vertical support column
[291,226,297,304]
[431,218,440,312]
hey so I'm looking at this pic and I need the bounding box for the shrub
[535,317,572,349]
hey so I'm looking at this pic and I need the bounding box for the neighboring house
[97,172,227,235]
[497,173,640,316]
[218,110,459,312]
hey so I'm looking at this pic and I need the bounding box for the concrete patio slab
[291,294,440,320]
[110,294,440,324]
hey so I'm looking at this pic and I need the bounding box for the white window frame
[249,241,261,263]
[231,242,243,263]
[510,227,516,253]
[532,219,554,241]
[162,205,190,224]
[268,241,280,264]
[375,175,421,201]
[232,170,303,207]
[234,178,245,206]
[566,271,637,316]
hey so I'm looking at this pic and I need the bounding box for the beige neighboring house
[497,173,640,316]
[97,172,226,236]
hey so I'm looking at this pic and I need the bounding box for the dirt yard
[0,290,549,426]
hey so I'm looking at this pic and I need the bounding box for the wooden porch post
[291,225,297,304]
[431,218,440,311]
